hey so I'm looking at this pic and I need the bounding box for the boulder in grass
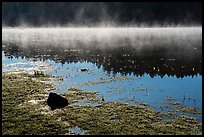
[47,92,69,110]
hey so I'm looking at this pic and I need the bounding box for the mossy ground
[2,72,202,135]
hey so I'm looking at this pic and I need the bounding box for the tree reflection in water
[2,41,202,79]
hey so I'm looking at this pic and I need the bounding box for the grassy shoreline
[2,72,202,135]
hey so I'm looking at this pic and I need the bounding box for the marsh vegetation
[2,72,202,135]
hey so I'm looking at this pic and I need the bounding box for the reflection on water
[2,41,202,78]
[2,27,202,122]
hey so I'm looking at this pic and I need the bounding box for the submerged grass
[165,97,202,115]
[79,76,133,86]
[2,72,202,135]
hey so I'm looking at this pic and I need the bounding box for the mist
[2,2,202,27]
[2,2,202,50]
[2,27,202,50]
[2,2,202,76]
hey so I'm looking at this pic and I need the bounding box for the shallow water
[2,27,202,122]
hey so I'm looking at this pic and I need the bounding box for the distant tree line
[2,2,202,27]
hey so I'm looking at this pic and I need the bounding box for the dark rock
[47,92,69,110]
[81,68,88,72]
[101,95,105,102]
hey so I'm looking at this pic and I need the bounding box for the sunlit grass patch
[2,72,202,135]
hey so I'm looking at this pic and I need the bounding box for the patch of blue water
[69,126,86,135]
[2,53,202,122]
[2,52,48,73]
[44,59,202,122]
[46,60,202,109]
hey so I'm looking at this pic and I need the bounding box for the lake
[2,27,202,122]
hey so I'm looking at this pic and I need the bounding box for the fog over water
[2,2,202,27]
[2,26,202,79]
[2,27,202,49]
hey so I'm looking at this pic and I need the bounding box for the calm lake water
[2,27,202,122]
